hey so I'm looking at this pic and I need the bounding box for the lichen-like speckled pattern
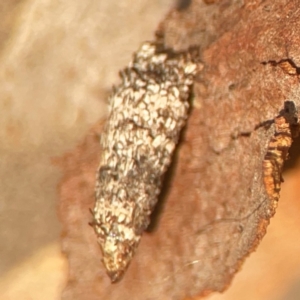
[92,41,199,283]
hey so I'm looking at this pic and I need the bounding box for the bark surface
[58,1,300,299]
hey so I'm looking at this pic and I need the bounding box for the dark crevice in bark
[261,58,300,76]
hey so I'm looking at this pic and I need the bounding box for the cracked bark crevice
[262,58,300,76]
[263,101,300,207]
[231,101,299,140]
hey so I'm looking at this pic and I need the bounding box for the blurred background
[0,1,300,299]
[0,1,172,299]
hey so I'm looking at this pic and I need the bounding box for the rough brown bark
[57,1,300,299]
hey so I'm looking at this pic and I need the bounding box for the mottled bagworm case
[92,41,199,282]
